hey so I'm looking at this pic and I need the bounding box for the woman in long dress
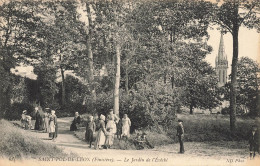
[105,115,116,146]
[121,114,131,138]
[43,108,50,133]
[94,114,106,149]
[49,110,57,141]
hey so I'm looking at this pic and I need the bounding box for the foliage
[237,57,260,116]
[4,103,34,120]
[34,64,59,108]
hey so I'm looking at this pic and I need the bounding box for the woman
[94,114,106,149]
[49,110,57,141]
[43,108,50,133]
[121,114,131,138]
[70,112,81,131]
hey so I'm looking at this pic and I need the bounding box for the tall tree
[212,0,260,134]
[0,0,42,117]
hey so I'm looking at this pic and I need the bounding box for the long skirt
[85,129,94,142]
[54,124,58,138]
[44,118,49,133]
[49,121,55,133]
[94,129,106,149]
[122,124,130,137]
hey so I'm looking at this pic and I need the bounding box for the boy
[248,125,259,159]
[176,119,184,154]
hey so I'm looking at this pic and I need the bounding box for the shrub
[4,103,34,120]
[221,107,229,115]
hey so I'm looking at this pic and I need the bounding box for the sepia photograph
[0,0,259,166]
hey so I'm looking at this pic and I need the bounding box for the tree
[237,57,260,116]
[0,0,42,117]
[212,0,260,133]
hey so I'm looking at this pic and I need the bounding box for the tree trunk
[84,3,96,110]
[60,66,65,107]
[113,42,121,115]
[230,25,239,135]
[125,58,129,95]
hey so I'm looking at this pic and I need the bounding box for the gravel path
[10,117,259,166]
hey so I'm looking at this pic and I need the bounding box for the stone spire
[215,32,228,87]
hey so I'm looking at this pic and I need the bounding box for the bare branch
[239,3,256,26]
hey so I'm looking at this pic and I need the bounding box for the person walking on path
[85,116,96,148]
[34,107,43,130]
[248,125,259,159]
[176,119,184,154]
[94,114,106,149]
[121,114,131,138]
[49,110,58,141]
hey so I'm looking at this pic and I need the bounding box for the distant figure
[21,110,27,128]
[116,119,122,139]
[43,108,50,133]
[94,114,106,149]
[85,116,96,148]
[121,114,131,138]
[248,125,259,159]
[70,112,81,131]
[176,119,184,154]
[34,107,43,130]
[49,110,58,141]
[105,128,113,149]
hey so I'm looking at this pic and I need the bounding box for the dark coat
[177,124,184,136]
[70,116,81,131]
[35,112,43,130]
[248,131,259,145]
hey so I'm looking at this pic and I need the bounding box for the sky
[206,27,259,77]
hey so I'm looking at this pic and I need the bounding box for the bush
[221,107,229,115]
[4,103,34,120]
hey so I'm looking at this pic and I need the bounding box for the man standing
[248,125,259,159]
[177,119,184,154]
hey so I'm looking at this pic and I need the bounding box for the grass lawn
[0,119,74,160]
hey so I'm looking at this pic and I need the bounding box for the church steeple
[215,32,228,87]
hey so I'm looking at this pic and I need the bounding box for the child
[25,115,32,130]
[248,125,259,159]
[85,116,96,148]
[105,128,113,149]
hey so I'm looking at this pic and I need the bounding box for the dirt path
[23,117,258,166]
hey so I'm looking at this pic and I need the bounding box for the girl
[105,128,113,149]
[85,116,96,148]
